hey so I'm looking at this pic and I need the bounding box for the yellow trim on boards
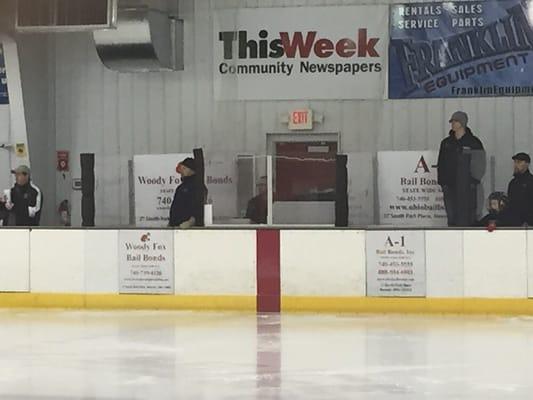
[0,293,256,311]
[2,294,533,315]
[281,296,533,316]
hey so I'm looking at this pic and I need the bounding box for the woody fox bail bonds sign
[378,151,447,227]
[134,154,239,227]
[119,231,174,294]
[133,154,190,227]
[214,6,388,100]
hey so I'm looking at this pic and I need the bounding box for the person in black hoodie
[437,111,485,226]
[169,158,204,228]
[507,153,533,226]
[3,165,43,226]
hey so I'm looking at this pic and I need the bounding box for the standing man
[3,165,43,226]
[437,111,485,226]
[169,158,203,228]
[507,153,533,226]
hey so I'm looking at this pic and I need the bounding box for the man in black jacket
[507,153,533,226]
[437,111,485,226]
[2,165,43,226]
[169,158,203,228]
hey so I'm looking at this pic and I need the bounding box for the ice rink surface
[0,310,533,399]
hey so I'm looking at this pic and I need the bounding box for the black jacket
[437,128,484,187]
[477,209,514,227]
[169,176,203,227]
[10,182,43,226]
[507,170,533,226]
[0,201,8,226]
[245,194,267,224]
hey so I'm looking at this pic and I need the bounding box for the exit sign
[289,109,313,131]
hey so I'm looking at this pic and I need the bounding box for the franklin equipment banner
[214,5,388,100]
[389,0,533,98]
[0,44,8,104]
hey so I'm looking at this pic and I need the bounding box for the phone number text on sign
[119,230,175,294]
[366,231,426,297]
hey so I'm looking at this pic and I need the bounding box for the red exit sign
[289,109,313,130]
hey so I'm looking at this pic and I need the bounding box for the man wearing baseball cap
[437,111,485,226]
[0,165,43,226]
[168,158,203,228]
[507,152,533,226]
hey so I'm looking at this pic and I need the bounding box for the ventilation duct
[93,7,183,72]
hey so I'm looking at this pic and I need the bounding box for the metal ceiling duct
[93,7,183,72]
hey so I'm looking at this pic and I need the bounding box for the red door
[275,141,338,201]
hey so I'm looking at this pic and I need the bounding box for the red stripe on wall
[256,230,281,313]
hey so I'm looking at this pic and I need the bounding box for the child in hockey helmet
[477,191,512,227]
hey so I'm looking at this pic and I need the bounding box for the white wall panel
[174,230,256,294]
[5,227,533,300]
[425,231,463,298]
[85,230,119,294]
[281,230,366,296]
[30,230,85,292]
[464,231,528,298]
[0,230,30,292]
[9,0,531,226]
[527,231,533,298]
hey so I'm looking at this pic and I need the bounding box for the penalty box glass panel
[16,0,117,31]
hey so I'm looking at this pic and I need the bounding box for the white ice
[0,310,533,399]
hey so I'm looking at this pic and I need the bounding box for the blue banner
[389,1,533,98]
[0,44,8,105]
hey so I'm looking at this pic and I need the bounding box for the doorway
[267,133,339,224]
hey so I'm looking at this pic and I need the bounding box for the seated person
[246,176,267,224]
[477,192,513,227]
[0,197,7,226]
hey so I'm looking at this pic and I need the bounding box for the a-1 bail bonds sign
[378,151,447,227]
[119,230,174,294]
[366,231,426,297]
[389,0,533,99]
[214,5,388,100]
[0,44,8,104]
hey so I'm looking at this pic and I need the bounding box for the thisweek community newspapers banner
[214,6,388,100]
[390,0,533,98]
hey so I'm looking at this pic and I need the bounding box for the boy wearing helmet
[477,192,512,227]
